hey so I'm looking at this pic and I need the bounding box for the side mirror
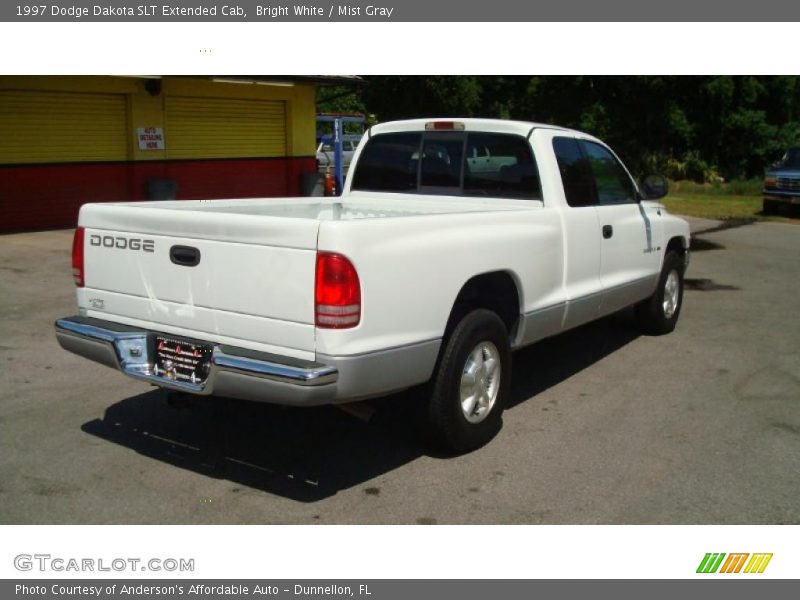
[640,174,669,200]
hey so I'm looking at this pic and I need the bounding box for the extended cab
[56,119,690,452]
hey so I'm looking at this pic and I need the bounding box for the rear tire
[425,309,510,453]
[635,251,684,335]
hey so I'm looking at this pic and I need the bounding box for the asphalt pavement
[0,216,798,523]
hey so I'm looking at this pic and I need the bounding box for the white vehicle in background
[56,118,690,453]
[316,134,362,174]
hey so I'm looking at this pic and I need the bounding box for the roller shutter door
[165,96,287,160]
[0,90,127,164]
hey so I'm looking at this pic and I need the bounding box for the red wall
[0,157,317,233]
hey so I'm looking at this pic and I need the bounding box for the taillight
[315,252,360,328]
[72,227,85,287]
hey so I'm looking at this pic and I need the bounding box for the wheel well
[444,272,521,340]
[666,236,687,257]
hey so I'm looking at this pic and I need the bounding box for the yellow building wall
[0,76,317,163]
[0,89,128,164]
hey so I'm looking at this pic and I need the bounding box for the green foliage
[361,76,482,120]
[316,85,366,116]
[352,76,800,181]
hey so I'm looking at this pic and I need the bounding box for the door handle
[602,225,614,239]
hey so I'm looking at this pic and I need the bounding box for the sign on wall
[137,127,165,150]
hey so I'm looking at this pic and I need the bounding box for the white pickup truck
[56,118,690,452]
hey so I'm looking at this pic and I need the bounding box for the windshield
[778,147,800,169]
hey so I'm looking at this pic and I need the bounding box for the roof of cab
[369,118,588,139]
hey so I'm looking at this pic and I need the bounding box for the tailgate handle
[169,245,201,267]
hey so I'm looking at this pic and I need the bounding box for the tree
[361,76,483,120]
[348,76,800,181]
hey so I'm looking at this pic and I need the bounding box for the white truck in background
[56,118,690,452]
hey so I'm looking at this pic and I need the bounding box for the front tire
[635,251,684,335]
[425,309,511,453]
[762,199,778,215]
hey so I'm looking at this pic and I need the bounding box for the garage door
[0,90,127,164]
[165,96,287,160]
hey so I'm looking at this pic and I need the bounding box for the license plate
[153,336,213,385]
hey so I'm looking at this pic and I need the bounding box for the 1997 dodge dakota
[56,118,690,452]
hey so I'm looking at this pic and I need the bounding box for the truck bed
[76,196,535,360]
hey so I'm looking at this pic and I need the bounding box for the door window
[580,140,637,205]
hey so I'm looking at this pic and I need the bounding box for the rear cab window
[464,133,539,199]
[350,132,420,192]
[351,130,541,200]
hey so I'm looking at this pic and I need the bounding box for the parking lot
[0,216,798,524]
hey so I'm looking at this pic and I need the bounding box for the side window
[553,137,596,207]
[420,137,464,188]
[580,140,637,205]
[464,133,541,199]
[351,133,421,192]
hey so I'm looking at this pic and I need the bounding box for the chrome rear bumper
[54,316,339,406]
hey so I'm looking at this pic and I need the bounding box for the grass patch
[670,178,763,196]
[663,192,797,223]
[663,178,797,223]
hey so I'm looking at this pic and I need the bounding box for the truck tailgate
[77,201,319,359]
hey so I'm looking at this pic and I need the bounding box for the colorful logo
[697,553,773,574]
